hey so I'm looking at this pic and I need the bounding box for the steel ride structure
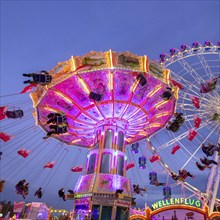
[29,50,177,219]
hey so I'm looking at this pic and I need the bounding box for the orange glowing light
[71,56,76,71]
[148,85,162,98]
[53,90,73,104]
[79,78,90,94]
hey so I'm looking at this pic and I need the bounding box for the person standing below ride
[58,188,66,201]
[196,162,212,171]
[23,70,52,86]
[161,87,173,101]
[200,157,218,166]
[202,143,220,157]
[16,179,26,194]
[0,180,5,192]
[34,187,43,199]
[22,182,29,199]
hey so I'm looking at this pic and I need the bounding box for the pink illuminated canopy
[31,51,177,147]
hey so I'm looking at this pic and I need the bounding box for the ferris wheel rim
[159,43,220,67]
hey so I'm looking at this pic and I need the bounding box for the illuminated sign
[151,198,202,210]
[75,193,92,199]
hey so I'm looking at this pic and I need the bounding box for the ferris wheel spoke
[182,107,207,115]
[157,122,208,152]
[171,74,200,95]
[179,90,214,104]
[184,114,205,121]
[197,54,215,78]
[184,182,206,197]
[178,142,200,162]
[180,123,219,170]
[170,73,203,98]
[177,59,205,84]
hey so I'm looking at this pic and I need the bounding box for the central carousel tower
[30,50,177,219]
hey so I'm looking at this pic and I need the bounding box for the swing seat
[174,116,185,125]
[33,74,52,85]
[56,115,66,124]
[56,125,68,134]
[162,91,172,100]
[149,172,157,185]
[167,123,180,132]
[178,176,185,181]
[6,110,24,119]
[131,143,139,154]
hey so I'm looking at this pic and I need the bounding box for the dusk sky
[0,0,219,211]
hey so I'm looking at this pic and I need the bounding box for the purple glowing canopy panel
[30,51,177,147]
[74,174,132,195]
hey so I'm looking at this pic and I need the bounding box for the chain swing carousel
[28,50,177,219]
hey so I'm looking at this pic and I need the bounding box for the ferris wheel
[146,41,220,211]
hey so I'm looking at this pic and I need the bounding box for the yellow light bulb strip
[108,71,113,91]
[78,77,90,94]
[53,90,73,104]
[154,111,170,119]
[109,49,113,68]
[71,139,81,144]
[148,85,163,98]
[71,56,76,71]
[130,79,139,93]
[154,100,168,109]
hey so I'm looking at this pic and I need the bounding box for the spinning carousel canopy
[30,51,177,147]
